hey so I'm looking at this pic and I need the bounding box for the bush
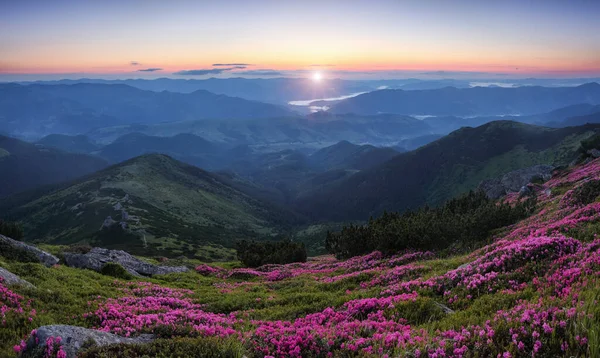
[62,244,93,254]
[580,133,600,153]
[236,239,307,267]
[326,190,537,259]
[0,220,24,240]
[0,240,39,263]
[99,262,133,280]
[78,337,246,358]
[571,179,600,206]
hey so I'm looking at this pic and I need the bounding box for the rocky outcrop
[0,234,59,267]
[479,165,555,199]
[478,178,505,200]
[27,325,154,358]
[434,301,455,315]
[63,247,188,277]
[588,149,600,158]
[0,266,34,288]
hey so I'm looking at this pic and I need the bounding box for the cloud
[173,66,246,75]
[130,61,140,66]
[420,70,507,76]
[235,69,283,76]
[212,63,252,67]
[309,64,336,67]
[138,68,163,72]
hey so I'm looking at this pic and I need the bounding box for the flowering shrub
[194,264,221,276]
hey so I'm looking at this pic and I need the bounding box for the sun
[312,72,322,82]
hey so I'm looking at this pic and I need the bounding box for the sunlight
[312,71,322,82]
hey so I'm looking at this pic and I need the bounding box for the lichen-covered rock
[0,234,59,267]
[63,247,188,277]
[0,266,34,288]
[27,325,154,358]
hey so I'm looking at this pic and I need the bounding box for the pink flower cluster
[194,264,222,276]
[43,336,67,358]
[85,281,238,338]
[0,277,35,326]
[15,331,66,358]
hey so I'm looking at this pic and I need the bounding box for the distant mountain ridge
[0,135,108,198]
[0,83,294,139]
[330,82,600,116]
[309,140,399,170]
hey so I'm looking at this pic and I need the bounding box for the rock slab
[28,325,154,358]
[0,266,34,288]
[63,247,188,277]
[0,234,59,267]
[479,165,555,199]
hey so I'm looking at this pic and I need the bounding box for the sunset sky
[1,0,599,80]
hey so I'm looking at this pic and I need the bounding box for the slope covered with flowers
[4,158,600,357]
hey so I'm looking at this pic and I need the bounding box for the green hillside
[298,121,600,221]
[0,154,295,258]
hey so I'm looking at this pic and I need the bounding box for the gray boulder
[478,178,506,199]
[518,185,532,196]
[64,247,188,277]
[27,325,154,358]
[0,234,59,267]
[0,266,34,288]
[479,165,555,199]
[500,165,554,192]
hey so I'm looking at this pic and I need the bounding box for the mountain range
[0,83,294,139]
[330,82,600,116]
[3,119,599,251]
[297,121,600,220]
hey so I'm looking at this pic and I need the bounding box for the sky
[1,0,599,80]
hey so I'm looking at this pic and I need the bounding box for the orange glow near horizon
[1,1,599,78]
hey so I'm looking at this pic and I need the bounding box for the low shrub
[99,262,133,280]
[78,337,246,358]
[62,244,93,254]
[326,190,537,259]
[0,240,39,263]
[571,179,600,206]
[236,239,307,267]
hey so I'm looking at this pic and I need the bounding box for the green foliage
[326,190,537,259]
[0,219,24,240]
[236,239,307,267]
[100,262,134,280]
[580,133,600,152]
[62,244,93,254]
[78,337,246,358]
[0,240,39,263]
[571,179,600,206]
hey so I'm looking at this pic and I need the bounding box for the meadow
[3,158,600,357]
